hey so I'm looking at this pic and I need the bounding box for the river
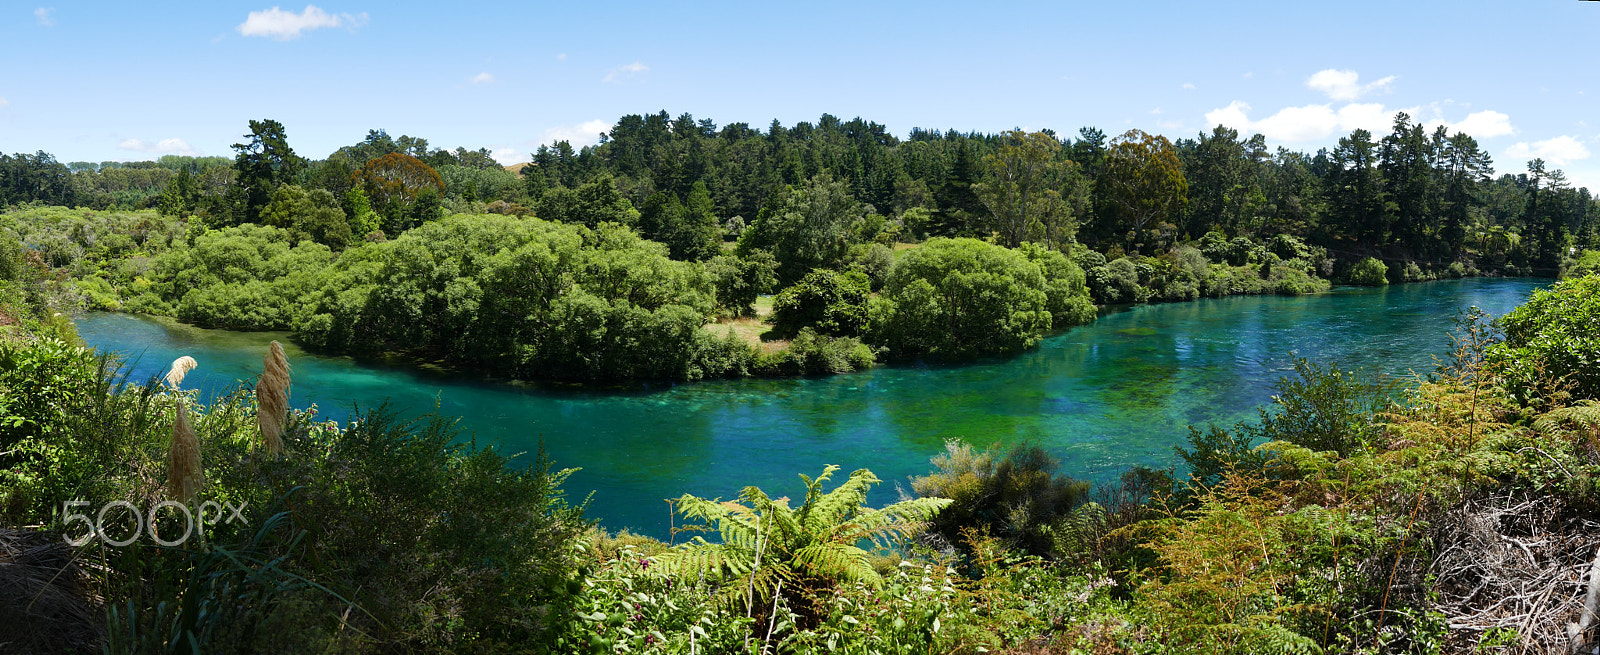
[72,278,1544,538]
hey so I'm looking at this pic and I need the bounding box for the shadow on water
[74,278,1548,538]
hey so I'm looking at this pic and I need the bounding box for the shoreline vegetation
[3,111,1596,385]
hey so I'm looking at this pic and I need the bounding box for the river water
[73,278,1544,537]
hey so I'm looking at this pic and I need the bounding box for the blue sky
[3,1,1597,189]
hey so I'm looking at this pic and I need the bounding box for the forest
[4,113,1597,382]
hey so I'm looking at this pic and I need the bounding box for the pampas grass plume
[256,341,291,457]
[167,399,203,503]
[164,356,197,390]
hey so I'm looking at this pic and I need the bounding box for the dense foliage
[872,237,1091,359]
[1491,274,1600,405]
[770,268,871,338]
[296,214,737,381]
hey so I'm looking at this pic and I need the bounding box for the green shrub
[1562,249,1600,279]
[770,268,871,338]
[872,238,1053,359]
[1346,257,1388,286]
[705,251,778,317]
[1019,242,1097,327]
[299,215,722,381]
[1490,275,1600,404]
[756,327,875,376]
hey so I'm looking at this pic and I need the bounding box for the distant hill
[504,162,531,175]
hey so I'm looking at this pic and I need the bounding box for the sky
[2,1,1597,190]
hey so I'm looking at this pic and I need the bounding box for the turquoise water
[73,278,1545,538]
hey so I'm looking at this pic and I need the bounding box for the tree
[771,269,871,338]
[1437,132,1492,259]
[706,251,779,317]
[1378,113,1436,256]
[227,119,304,225]
[259,184,353,248]
[972,130,1086,248]
[1096,129,1188,252]
[534,173,638,229]
[1327,129,1389,245]
[156,166,200,217]
[873,237,1056,359]
[354,153,445,234]
[1181,126,1266,238]
[737,173,867,285]
[638,182,722,261]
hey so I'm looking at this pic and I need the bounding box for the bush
[1346,257,1388,286]
[299,214,722,381]
[1490,275,1600,404]
[1019,243,1097,327]
[1562,249,1600,279]
[910,440,1091,556]
[755,327,876,376]
[845,242,894,291]
[872,237,1054,359]
[705,251,778,317]
[150,224,333,330]
[1086,257,1142,304]
[770,268,871,338]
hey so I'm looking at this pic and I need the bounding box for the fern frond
[1535,399,1600,437]
[793,543,881,586]
[653,539,752,583]
[804,468,880,535]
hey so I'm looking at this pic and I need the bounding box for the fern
[653,466,952,607]
[1534,399,1600,437]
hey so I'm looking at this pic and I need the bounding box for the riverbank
[9,274,1600,653]
[74,277,1547,538]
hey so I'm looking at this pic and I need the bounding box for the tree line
[5,111,1595,277]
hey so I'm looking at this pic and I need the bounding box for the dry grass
[256,340,290,457]
[704,317,788,354]
[166,399,202,503]
[0,527,100,654]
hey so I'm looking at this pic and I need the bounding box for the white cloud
[1204,100,1408,142]
[34,7,54,26]
[237,6,367,40]
[1430,110,1516,139]
[1181,83,1195,90]
[1204,101,1254,133]
[1306,69,1395,101]
[118,138,199,156]
[489,147,521,165]
[557,53,567,61]
[602,61,648,83]
[470,72,494,84]
[1505,136,1591,166]
[0,96,9,108]
[1148,108,1162,115]
[539,120,611,148]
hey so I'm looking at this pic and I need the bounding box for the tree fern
[653,466,952,607]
